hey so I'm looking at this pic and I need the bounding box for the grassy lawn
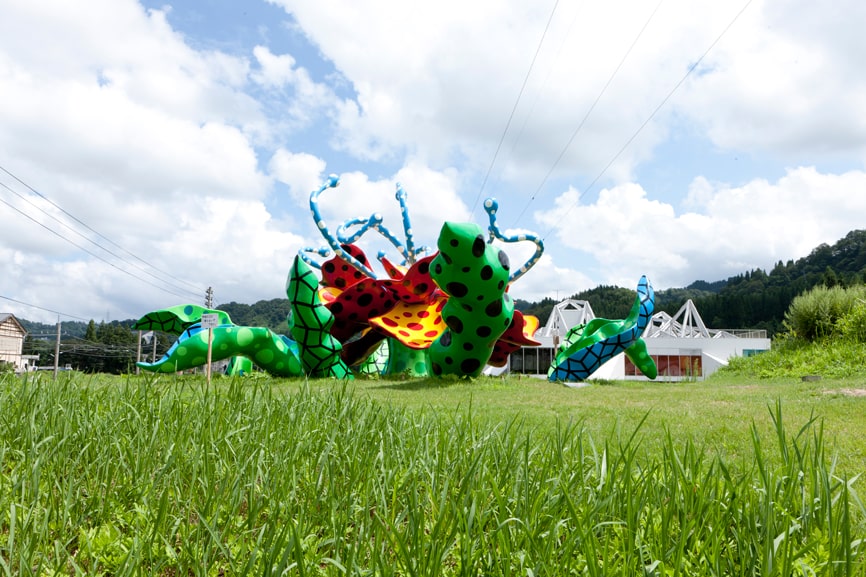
[308,373,866,478]
[1,370,865,575]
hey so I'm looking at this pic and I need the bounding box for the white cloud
[0,0,285,321]
[268,149,328,203]
[537,167,866,289]
[677,0,866,161]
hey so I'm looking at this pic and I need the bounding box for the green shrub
[835,298,866,343]
[784,284,866,341]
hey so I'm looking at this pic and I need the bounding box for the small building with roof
[506,299,771,381]
[1,313,37,373]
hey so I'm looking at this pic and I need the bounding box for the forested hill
[515,229,866,336]
[217,298,293,335]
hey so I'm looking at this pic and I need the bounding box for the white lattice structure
[536,299,596,339]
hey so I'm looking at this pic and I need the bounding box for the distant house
[0,313,35,373]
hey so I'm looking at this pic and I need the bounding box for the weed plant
[722,337,866,380]
[784,285,866,342]
[0,373,864,575]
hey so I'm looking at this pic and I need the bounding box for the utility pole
[53,316,61,380]
[135,330,142,375]
[205,286,214,309]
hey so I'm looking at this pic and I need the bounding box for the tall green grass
[0,373,864,575]
[784,285,866,342]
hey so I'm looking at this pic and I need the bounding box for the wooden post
[206,327,213,386]
[200,313,219,387]
[53,317,61,380]
[136,330,142,375]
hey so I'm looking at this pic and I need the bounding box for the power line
[0,194,195,301]
[0,179,202,300]
[541,0,755,240]
[0,294,90,322]
[470,0,561,216]
[0,163,206,296]
[512,0,665,227]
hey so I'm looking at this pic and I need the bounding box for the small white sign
[201,313,220,329]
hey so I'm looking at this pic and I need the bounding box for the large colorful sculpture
[135,174,656,383]
[548,276,657,382]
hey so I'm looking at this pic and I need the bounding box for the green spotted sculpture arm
[428,222,514,377]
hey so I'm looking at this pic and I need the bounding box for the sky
[2,0,866,324]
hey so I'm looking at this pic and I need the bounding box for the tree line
[515,229,866,336]
[22,320,173,374]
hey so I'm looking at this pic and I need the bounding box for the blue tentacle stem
[337,214,410,264]
[483,197,545,284]
[298,246,332,269]
[395,182,418,264]
[308,174,377,279]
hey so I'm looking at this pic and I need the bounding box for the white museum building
[506,299,771,381]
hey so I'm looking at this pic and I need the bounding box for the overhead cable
[0,163,206,296]
[512,0,665,228]
[470,0,561,216]
[541,0,755,239]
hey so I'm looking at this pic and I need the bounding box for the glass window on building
[625,354,703,378]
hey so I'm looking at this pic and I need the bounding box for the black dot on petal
[472,235,485,258]
[369,309,379,317]
[463,342,474,351]
[461,303,473,313]
[417,261,429,274]
[330,302,344,314]
[434,264,442,275]
[324,262,336,273]
[497,280,505,290]
[480,265,493,281]
[462,266,471,273]
[498,250,510,271]
[442,252,453,265]
[446,282,468,298]
[445,315,464,334]
[341,264,349,271]
[413,283,429,295]
[335,278,346,288]
[357,293,373,307]
[445,356,453,365]
[485,299,503,318]
[440,331,452,347]
[450,238,459,247]
[461,358,481,374]
[476,326,491,338]
[432,363,443,376]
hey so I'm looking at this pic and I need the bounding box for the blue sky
[2,0,866,323]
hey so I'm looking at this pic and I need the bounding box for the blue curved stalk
[395,182,418,264]
[336,214,410,264]
[484,198,545,284]
[298,246,331,269]
[308,174,377,279]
